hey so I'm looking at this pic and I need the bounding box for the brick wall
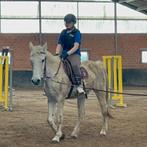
[0,33,147,70]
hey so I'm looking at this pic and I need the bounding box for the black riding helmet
[64,14,76,24]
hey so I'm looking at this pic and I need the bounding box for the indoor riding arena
[0,0,147,147]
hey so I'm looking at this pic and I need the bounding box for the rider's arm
[55,30,64,55]
[55,44,62,55]
[67,43,79,55]
[67,30,81,55]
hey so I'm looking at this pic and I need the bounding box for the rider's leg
[67,54,85,94]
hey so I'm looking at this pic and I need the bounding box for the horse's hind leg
[94,91,108,136]
[71,95,85,138]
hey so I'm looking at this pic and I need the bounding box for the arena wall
[0,33,147,87]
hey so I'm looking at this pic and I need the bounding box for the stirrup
[77,85,85,94]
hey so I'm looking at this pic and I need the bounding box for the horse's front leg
[52,100,65,143]
[71,95,85,138]
[47,99,58,134]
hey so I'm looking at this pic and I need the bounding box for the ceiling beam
[0,0,112,1]
[118,0,136,4]
[137,5,147,11]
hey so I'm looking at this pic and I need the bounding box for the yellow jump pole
[116,56,127,107]
[0,56,2,102]
[103,55,126,107]
[112,56,119,100]
[4,56,9,110]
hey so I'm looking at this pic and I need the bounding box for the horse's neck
[46,52,62,76]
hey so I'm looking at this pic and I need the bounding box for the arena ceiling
[117,0,147,15]
[1,0,147,15]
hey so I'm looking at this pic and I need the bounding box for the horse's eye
[42,59,45,62]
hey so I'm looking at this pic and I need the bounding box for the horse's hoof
[51,134,65,143]
[71,134,78,139]
[51,138,60,144]
[100,130,106,136]
[51,140,59,144]
[72,136,77,139]
[60,134,65,141]
[52,135,61,143]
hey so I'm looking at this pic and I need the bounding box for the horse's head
[29,42,47,85]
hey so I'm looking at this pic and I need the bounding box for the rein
[54,60,62,77]
[43,56,62,79]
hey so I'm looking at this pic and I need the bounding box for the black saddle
[62,59,88,83]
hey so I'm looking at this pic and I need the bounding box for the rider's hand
[60,50,69,60]
[54,53,59,56]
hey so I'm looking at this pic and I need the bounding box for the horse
[29,42,112,143]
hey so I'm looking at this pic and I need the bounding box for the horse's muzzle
[31,79,41,85]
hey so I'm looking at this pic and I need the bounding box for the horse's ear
[29,42,34,50]
[43,42,47,52]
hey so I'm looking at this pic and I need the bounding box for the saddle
[62,59,88,99]
[63,60,88,81]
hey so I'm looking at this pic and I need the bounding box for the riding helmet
[64,14,76,24]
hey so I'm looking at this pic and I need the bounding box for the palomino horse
[30,42,111,143]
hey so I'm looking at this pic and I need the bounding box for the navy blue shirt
[58,28,81,56]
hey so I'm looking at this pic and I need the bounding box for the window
[1,1,39,33]
[1,19,39,33]
[1,2,38,18]
[79,3,114,18]
[0,1,147,33]
[81,50,89,62]
[79,20,114,33]
[1,1,38,18]
[78,3,114,33]
[42,20,65,33]
[118,20,147,33]
[41,2,77,18]
[141,50,147,63]
[41,2,77,33]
